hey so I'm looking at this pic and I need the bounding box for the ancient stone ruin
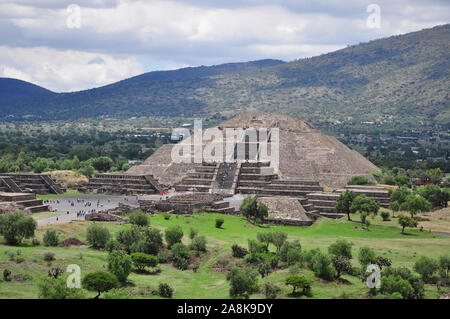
[82,113,390,224]
[0,192,49,215]
[0,173,64,195]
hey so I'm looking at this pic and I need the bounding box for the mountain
[0,24,448,125]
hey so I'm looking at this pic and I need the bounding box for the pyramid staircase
[0,173,64,195]
[174,163,217,193]
[336,185,390,208]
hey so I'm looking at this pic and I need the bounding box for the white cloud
[0,46,143,92]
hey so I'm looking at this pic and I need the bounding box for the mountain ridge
[0,24,448,125]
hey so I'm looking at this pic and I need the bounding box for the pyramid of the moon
[127,113,380,189]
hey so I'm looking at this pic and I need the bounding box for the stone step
[195,166,216,173]
[237,180,268,187]
[302,203,315,211]
[212,201,229,209]
[240,162,271,167]
[238,174,275,181]
[26,205,49,213]
[180,178,212,186]
[335,188,390,198]
[308,199,337,208]
[264,184,322,191]
[16,199,44,207]
[0,193,36,201]
[319,212,345,219]
[271,180,320,186]
[315,206,336,213]
[306,193,341,201]
[174,185,211,192]
[239,167,261,174]
[237,187,310,197]
[187,172,214,179]
[206,206,235,214]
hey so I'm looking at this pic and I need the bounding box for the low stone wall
[85,212,127,223]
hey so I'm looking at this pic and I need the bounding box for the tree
[231,244,248,258]
[158,283,173,298]
[256,203,269,224]
[335,190,357,220]
[427,168,443,185]
[86,223,110,249]
[394,175,411,188]
[438,255,450,280]
[270,231,287,253]
[164,225,183,249]
[398,214,418,234]
[257,232,273,251]
[358,247,376,268]
[240,196,268,224]
[258,262,271,278]
[311,252,336,281]
[418,185,449,209]
[414,256,438,283]
[129,210,149,227]
[38,275,86,299]
[190,236,207,252]
[82,272,119,299]
[91,156,113,172]
[279,240,302,265]
[170,243,190,270]
[43,230,59,246]
[332,255,353,279]
[226,267,259,299]
[390,187,412,209]
[71,155,80,170]
[375,256,392,270]
[347,176,373,185]
[350,195,380,216]
[131,252,158,272]
[400,195,431,218]
[263,282,280,299]
[328,239,353,259]
[380,275,414,299]
[0,211,37,245]
[107,250,132,284]
[285,275,312,297]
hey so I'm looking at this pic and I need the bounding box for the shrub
[414,256,438,283]
[131,252,158,271]
[82,271,119,298]
[38,275,85,299]
[347,176,374,185]
[394,175,411,187]
[381,275,413,299]
[189,228,198,239]
[226,266,259,299]
[43,251,55,262]
[129,227,164,255]
[257,232,273,251]
[157,251,168,263]
[360,212,368,224]
[231,244,248,258]
[3,269,11,281]
[382,267,424,299]
[270,231,288,252]
[86,223,110,249]
[332,255,353,278]
[328,239,353,259]
[43,230,59,247]
[158,283,173,298]
[162,213,171,220]
[358,247,376,268]
[215,218,224,228]
[248,239,267,255]
[376,256,392,270]
[171,243,190,270]
[438,255,450,279]
[165,225,183,249]
[285,275,312,297]
[380,211,390,221]
[117,225,142,250]
[350,195,380,216]
[129,210,149,227]
[263,282,280,299]
[190,236,207,252]
[105,239,121,253]
[107,250,132,284]
[0,211,37,245]
[311,252,336,281]
[258,262,271,278]
[418,185,449,209]
[278,240,302,265]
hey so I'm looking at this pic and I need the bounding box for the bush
[158,283,173,298]
[190,236,207,252]
[157,251,168,263]
[270,231,288,252]
[43,230,59,247]
[358,247,376,268]
[360,212,368,224]
[129,210,149,227]
[381,275,413,299]
[311,252,336,281]
[0,211,37,245]
[279,240,302,265]
[43,251,55,262]
[382,267,424,299]
[347,176,374,185]
[38,275,85,299]
[165,226,183,249]
[414,256,438,283]
[231,244,248,258]
[131,252,158,271]
[418,185,449,209]
[82,271,119,298]
[226,266,259,299]
[107,250,132,284]
[86,223,110,249]
[129,227,164,255]
[215,218,224,228]
[332,255,353,278]
[117,225,142,250]
[285,275,312,297]
[380,211,390,221]
[163,213,171,220]
[350,195,380,215]
[189,228,198,239]
[328,239,353,259]
[171,243,190,270]
[263,282,280,299]
[394,175,411,188]
[3,269,11,281]
[105,239,121,253]
[248,239,267,255]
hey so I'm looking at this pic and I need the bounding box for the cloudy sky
[0,0,448,92]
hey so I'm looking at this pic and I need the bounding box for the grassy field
[0,212,449,299]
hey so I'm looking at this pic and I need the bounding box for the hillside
[0,24,448,125]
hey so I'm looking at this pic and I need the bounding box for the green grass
[36,190,84,200]
[0,212,449,299]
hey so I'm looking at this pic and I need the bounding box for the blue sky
[0,0,448,92]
